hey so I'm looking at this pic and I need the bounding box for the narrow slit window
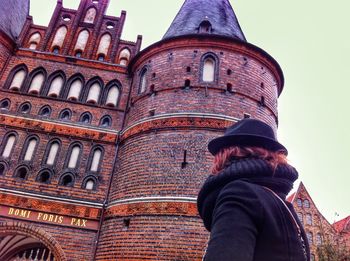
[74,30,89,52]
[105,85,119,107]
[9,70,26,91]
[118,48,131,66]
[84,7,97,23]
[97,34,111,58]
[90,148,102,172]
[1,134,16,158]
[24,138,37,161]
[67,79,82,101]
[51,26,67,49]
[46,142,59,165]
[28,73,45,94]
[85,179,95,190]
[48,76,64,97]
[202,57,215,82]
[139,69,147,93]
[68,145,81,169]
[87,82,101,104]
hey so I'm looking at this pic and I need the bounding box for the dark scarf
[197,158,298,230]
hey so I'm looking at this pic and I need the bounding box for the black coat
[197,158,310,261]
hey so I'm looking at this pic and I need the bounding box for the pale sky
[29,0,350,223]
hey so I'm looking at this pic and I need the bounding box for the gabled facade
[288,182,349,260]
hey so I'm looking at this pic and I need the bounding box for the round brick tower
[96,0,284,260]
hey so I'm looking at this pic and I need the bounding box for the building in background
[0,0,347,260]
[288,182,350,260]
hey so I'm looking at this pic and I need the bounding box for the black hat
[208,118,287,155]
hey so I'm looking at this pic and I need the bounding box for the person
[197,118,310,261]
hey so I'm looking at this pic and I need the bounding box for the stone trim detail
[0,222,67,261]
[121,115,235,142]
[105,201,199,218]
[0,113,117,143]
[0,192,102,219]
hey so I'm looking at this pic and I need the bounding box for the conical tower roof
[163,0,246,41]
[0,0,29,41]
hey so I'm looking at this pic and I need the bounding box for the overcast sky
[29,0,350,223]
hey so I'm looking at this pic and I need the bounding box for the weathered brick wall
[96,216,208,261]
[0,38,12,73]
[110,130,214,201]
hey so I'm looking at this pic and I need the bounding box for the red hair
[211,146,288,175]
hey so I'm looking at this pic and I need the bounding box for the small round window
[106,22,114,29]
[62,14,71,22]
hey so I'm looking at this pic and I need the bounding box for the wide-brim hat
[208,118,287,155]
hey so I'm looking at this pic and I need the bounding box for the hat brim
[208,134,288,155]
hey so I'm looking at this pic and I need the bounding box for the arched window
[67,78,83,101]
[74,30,89,53]
[306,232,313,245]
[28,72,45,94]
[18,102,31,114]
[28,32,41,50]
[45,141,60,166]
[86,82,101,104]
[23,137,38,162]
[79,112,92,124]
[99,115,112,127]
[297,198,302,207]
[48,75,64,97]
[139,68,147,93]
[88,147,103,172]
[82,176,97,190]
[14,165,29,180]
[0,162,6,175]
[51,26,68,49]
[118,48,131,66]
[9,69,26,91]
[52,46,60,54]
[306,213,312,225]
[38,105,52,117]
[316,233,322,245]
[59,109,71,120]
[85,179,95,190]
[297,213,303,224]
[36,170,52,184]
[66,144,82,169]
[97,34,111,58]
[202,55,216,82]
[198,20,212,33]
[0,99,10,110]
[1,134,16,158]
[304,199,310,208]
[59,173,74,187]
[84,7,97,23]
[105,85,120,107]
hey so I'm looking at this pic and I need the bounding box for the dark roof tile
[0,0,29,41]
[163,0,246,42]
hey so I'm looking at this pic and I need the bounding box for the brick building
[288,182,350,260]
[0,0,310,260]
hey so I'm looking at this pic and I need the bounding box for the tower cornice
[129,34,284,96]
